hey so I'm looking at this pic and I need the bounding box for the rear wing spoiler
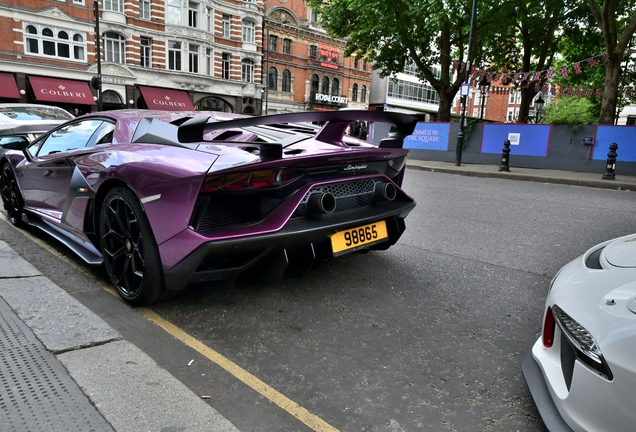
[176,110,417,150]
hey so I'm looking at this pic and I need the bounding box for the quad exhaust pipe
[374,182,397,202]
[308,192,336,214]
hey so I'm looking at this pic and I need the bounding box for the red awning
[28,76,96,105]
[139,86,194,111]
[0,72,21,99]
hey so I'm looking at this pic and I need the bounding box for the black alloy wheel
[99,187,166,305]
[1,163,26,227]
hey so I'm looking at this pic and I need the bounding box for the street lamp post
[479,76,490,120]
[534,94,545,123]
[455,0,478,166]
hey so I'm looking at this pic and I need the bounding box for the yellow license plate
[331,221,388,254]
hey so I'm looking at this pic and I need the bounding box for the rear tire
[1,162,26,227]
[99,187,167,306]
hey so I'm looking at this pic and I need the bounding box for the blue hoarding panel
[404,122,450,150]
[481,124,551,156]
[592,126,636,162]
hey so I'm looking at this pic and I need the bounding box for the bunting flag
[451,50,636,100]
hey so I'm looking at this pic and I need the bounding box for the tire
[1,162,26,227]
[99,186,167,306]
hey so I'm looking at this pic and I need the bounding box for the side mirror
[0,136,30,150]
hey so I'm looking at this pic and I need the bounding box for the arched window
[311,74,319,92]
[268,66,278,91]
[321,76,329,94]
[282,69,291,93]
[331,78,339,96]
[242,19,255,43]
[352,83,358,102]
[104,32,125,63]
[361,85,367,103]
[194,96,233,112]
[241,59,254,82]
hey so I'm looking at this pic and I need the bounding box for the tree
[586,0,636,124]
[306,0,511,122]
[484,0,581,122]
[540,96,598,124]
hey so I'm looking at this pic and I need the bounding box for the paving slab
[58,340,241,432]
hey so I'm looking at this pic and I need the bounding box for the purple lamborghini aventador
[0,110,417,305]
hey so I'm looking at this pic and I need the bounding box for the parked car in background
[0,103,74,141]
[523,233,636,431]
[0,109,417,305]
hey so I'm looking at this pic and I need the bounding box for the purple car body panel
[1,109,417,302]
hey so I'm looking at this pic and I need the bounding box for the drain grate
[0,297,114,432]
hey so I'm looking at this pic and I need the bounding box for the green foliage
[540,97,597,125]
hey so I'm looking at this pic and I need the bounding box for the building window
[188,2,198,28]
[282,69,291,92]
[352,83,358,102]
[268,35,278,52]
[311,74,319,92]
[140,36,151,67]
[222,14,231,38]
[242,19,255,43]
[321,76,329,94]
[103,0,123,12]
[205,7,212,32]
[362,60,367,71]
[268,66,277,90]
[167,0,181,25]
[222,53,231,79]
[309,45,317,59]
[168,40,181,71]
[139,0,150,19]
[507,107,515,122]
[331,78,339,96]
[189,43,199,73]
[283,39,291,54]
[353,58,358,69]
[241,59,254,82]
[206,48,212,75]
[23,24,87,61]
[361,85,367,103]
[104,32,125,63]
[387,79,440,104]
[310,9,318,23]
[73,0,84,5]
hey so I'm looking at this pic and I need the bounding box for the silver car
[0,103,75,141]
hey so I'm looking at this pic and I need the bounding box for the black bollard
[499,139,511,172]
[602,143,618,180]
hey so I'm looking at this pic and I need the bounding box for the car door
[19,119,107,217]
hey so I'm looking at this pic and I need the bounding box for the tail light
[542,306,555,348]
[201,168,303,192]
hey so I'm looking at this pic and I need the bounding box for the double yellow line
[1,213,338,431]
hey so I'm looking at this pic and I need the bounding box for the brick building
[261,0,371,113]
[0,0,369,115]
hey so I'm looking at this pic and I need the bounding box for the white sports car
[523,233,636,432]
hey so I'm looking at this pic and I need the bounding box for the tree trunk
[598,58,621,124]
[436,91,454,122]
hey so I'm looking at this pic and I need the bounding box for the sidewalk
[0,240,240,432]
[405,159,636,191]
[0,161,633,432]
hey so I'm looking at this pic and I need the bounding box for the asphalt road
[2,170,635,431]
